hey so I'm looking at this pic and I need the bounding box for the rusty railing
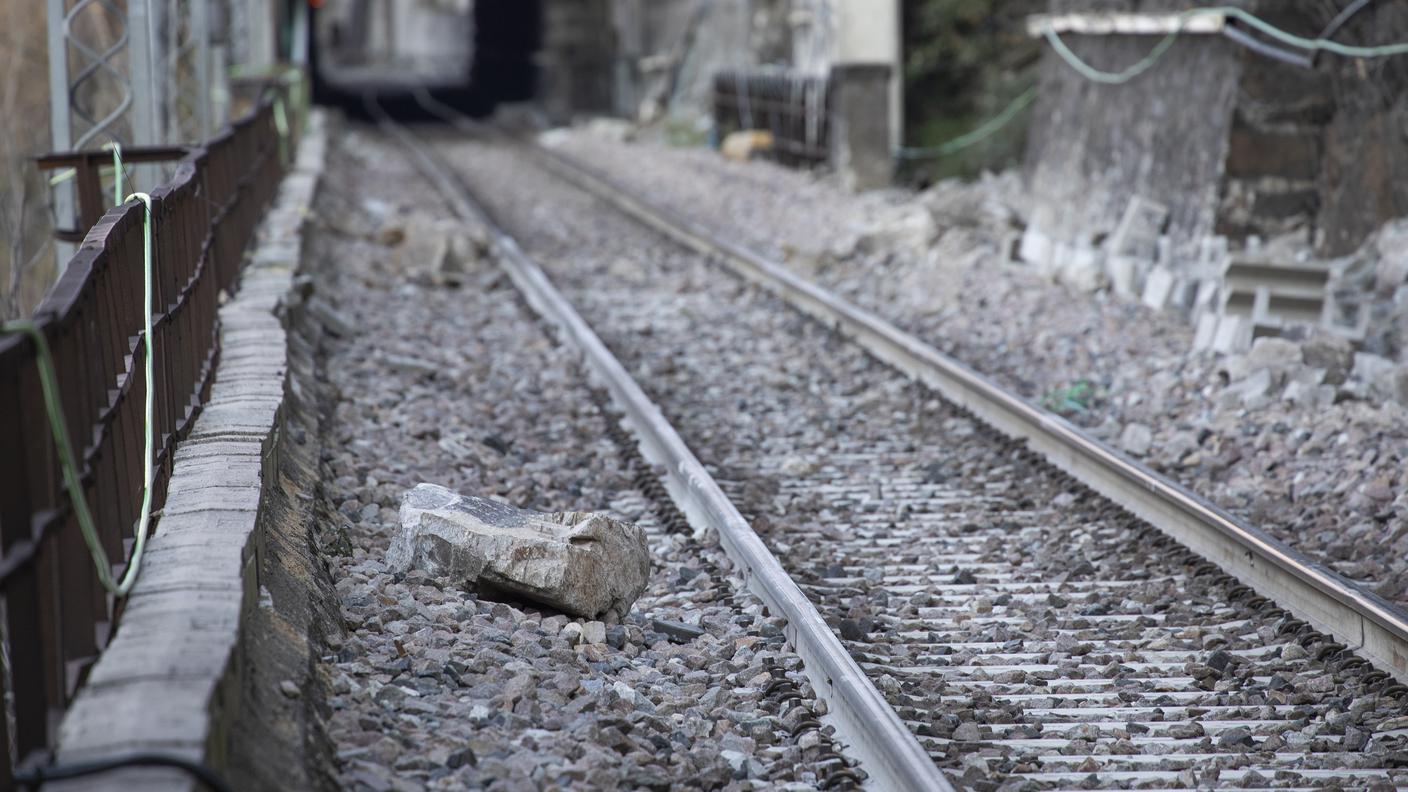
[0,99,284,784]
[713,69,830,166]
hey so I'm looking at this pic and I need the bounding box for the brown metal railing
[713,69,830,166]
[0,99,284,783]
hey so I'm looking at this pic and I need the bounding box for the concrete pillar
[834,0,900,150]
[248,0,278,68]
[829,63,893,191]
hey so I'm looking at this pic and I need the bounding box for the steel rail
[372,111,956,792]
[518,139,1408,686]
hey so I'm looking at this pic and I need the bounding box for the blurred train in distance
[309,0,541,119]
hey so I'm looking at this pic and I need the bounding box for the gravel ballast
[307,128,860,791]
[430,131,1408,790]
[543,130,1408,610]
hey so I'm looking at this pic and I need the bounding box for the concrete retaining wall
[1025,0,1408,264]
[49,111,340,792]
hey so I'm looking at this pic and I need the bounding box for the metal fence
[713,69,830,167]
[0,98,283,783]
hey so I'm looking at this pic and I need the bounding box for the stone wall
[1025,0,1408,264]
[1313,1,1408,256]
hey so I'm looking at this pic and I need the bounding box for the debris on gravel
[391,482,651,622]
[309,127,863,791]
[542,129,1408,609]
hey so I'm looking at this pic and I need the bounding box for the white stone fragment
[1142,266,1177,310]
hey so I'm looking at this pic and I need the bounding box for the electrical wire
[1319,0,1374,42]
[14,752,234,792]
[1221,25,1314,68]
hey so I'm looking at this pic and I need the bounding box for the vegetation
[901,0,1044,183]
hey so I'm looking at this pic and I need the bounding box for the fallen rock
[1352,352,1408,405]
[380,212,489,284]
[1119,423,1153,457]
[853,205,937,259]
[1245,336,1302,372]
[1302,334,1354,385]
[389,483,651,621]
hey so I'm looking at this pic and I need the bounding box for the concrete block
[1107,195,1168,261]
[1192,312,1218,351]
[828,63,894,191]
[1058,245,1107,292]
[1018,226,1053,269]
[1106,254,1144,297]
[1212,315,1252,354]
[1142,266,1177,310]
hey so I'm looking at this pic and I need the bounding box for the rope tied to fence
[0,192,157,596]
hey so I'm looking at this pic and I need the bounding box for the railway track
[372,105,1408,790]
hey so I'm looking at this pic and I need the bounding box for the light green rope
[1042,6,1408,86]
[122,191,156,597]
[895,86,1039,160]
[1043,25,1183,85]
[0,192,156,596]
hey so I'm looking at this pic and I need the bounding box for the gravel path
[544,132,1408,610]
[307,128,861,792]
[432,131,1408,790]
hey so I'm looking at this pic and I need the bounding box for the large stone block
[390,484,651,621]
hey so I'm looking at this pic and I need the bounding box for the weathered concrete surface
[1025,2,1242,268]
[1029,0,1408,262]
[391,483,651,621]
[49,111,339,792]
[830,63,895,191]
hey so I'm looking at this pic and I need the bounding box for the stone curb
[49,110,331,792]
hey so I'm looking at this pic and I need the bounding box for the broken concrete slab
[1142,266,1178,311]
[390,483,651,621]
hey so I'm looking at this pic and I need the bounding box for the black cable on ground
[14,753,234,792]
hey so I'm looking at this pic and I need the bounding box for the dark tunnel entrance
[309,0,542,120]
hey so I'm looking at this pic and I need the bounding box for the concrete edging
[50,110,331,791]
